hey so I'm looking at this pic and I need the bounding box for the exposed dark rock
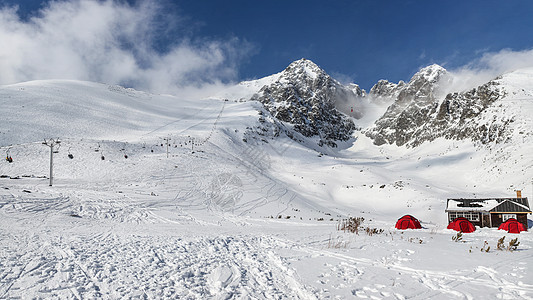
[364,64,510,147]
[251,59,358,147]
[365,64,449,146]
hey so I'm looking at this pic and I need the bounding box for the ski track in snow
[0,221,316,298]
[1,79,533,299]
[3,181,531,300]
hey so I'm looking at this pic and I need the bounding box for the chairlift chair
[5,148,13,163]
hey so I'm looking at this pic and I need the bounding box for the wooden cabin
[445,197,531,229]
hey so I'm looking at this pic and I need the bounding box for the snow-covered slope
[1,70,532,299]
[212,72,283,102]
[0,80,227,146]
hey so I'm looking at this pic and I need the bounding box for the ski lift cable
[3,100,227,159]
[139,99,227,143]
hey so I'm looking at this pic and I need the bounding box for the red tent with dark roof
[447,217,475,233]
[498,218,526,234]
[395,215,422,230]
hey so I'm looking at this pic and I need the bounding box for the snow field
[1,78,533,299]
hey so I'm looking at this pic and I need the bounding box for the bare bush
[327,234,349,249]
[337,217,364,234]
[364,227,384,236]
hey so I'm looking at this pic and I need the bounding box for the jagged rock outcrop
[369,79,405,102]
[434,79,508,144]
[239,59,515,149]
[348,83,365,98]
[251,59,359,147]
[365,64,508,147]
[365,64,449,146]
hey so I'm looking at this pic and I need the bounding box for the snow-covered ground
[1,79,532,299]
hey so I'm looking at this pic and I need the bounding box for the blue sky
[2,0,533,94]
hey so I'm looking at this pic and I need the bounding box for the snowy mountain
[368,79,405,103]
[365,64,451,146]
[1,63,533,299]
[249,59,361,147]
[0,80,196,146]
[364,65,533,150]
[211,59,364,148]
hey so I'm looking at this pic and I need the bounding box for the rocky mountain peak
[347,83,365,97]
[280,58,325,81]
[398,64,448,102]
[412,64,447,83]
[250,59,359,147]
[365,63,509,147]
[369,80,405,100]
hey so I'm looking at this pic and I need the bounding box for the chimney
[516,190,522,198]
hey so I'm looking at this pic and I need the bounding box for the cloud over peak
[0,0,252,97]
[445,48,533,93]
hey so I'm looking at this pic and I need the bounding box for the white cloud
[446,48,533,93]
[0,0,252,98]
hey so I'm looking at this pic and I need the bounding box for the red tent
[395,215,422,230]
[447,217,476,233]
[498,218,526,234]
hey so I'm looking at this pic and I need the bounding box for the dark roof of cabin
[446,198,531,213]
[491,200,531,213]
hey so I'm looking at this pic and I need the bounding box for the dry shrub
[337,217,364,234]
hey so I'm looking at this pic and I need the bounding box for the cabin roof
[446,198,531,213]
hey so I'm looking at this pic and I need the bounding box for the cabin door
[482,214,490,227]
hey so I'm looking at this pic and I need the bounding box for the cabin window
[502,214,516,222]
[449,211,480,222]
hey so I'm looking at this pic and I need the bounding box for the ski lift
[53,143,60,154]
[5,148,13,163]
[120,144,128,159]
[67,147,74,159]
[100,151,105,160]
[94,143,100,152]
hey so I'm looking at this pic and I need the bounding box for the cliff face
[365,64,449,146]
[251,59,359,147]
[226,59,525,149]
[364,64,509,147]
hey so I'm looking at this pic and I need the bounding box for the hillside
[1,64,532,298]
